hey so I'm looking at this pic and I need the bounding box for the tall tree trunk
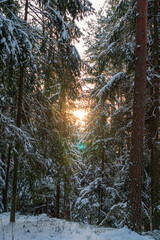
[3,145,12,212]
[59,84,71,220]
[99,110,105,223]
[151,0,160,230]
[128,0,148,232]
[10,0,29,222]
[10,66,24,222]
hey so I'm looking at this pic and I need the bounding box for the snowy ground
[0,213,155,240]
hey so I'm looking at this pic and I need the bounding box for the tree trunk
[59,84,70,220]
[1,151,6,210]
[55,180,60,218]
[10,0,29,222]
[101,111,105,181]
[10,66,24,222]
[1,126,6,210]
[66,197,70,221]
[3,145,12,212]
[64,181,70,220]
[99,110,105,223]
[24,0,28,22]
[151,0,160,230]
[128,0,148,232]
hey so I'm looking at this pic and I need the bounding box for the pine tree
[0,0,93,219]
[128,0,148,232]
[81,0,135,227]
[149,0,160,229]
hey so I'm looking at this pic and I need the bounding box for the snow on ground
[0,213,154,240]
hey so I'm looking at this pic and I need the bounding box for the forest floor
[0,212,158,240]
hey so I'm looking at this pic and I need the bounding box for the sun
[73,109,88,129]
[73,109,87,121]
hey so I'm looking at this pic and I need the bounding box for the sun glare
[73,109,88,129]
[73,109,87,121]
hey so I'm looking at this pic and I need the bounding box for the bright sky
[73,0,106,128]
[73,109,88,129]
[90,0,106,10]
[76,0,106,57]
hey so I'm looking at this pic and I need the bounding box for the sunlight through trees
[0,0,159,234]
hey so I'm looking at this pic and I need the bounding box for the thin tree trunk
[128,0,148,232]
[98,180,103,224]
[3,145,12,212]
[101,146,105,180]
[151,0,160,230]
[63,181,70,220]
[1,152,6,210]
[55,181,60,218]
[59,84,70,220]
[1,127,6,209]
[65,197,70,220]
[10,67,24,222]
[99,110,105,223]
[24,0,28,22]
[10,0,29,222]
[101,112,105,181]
[63,181,66,218]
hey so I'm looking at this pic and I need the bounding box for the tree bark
[3,145,12,212]
[1,127,6,210]
[10,66,24,222]
[55,180,60,218]
[10,0,29,222]
[128,0,148,232]
[151,0,160,230]
[99,110,105,223]
[24,0,28,22]
[101,111,105,181]
[64,181,70,220]
[1,151,6,210]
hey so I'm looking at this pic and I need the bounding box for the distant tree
[81,0,135,227]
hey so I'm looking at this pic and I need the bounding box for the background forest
[0,0,159,233]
